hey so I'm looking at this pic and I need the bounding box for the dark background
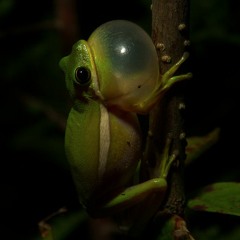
[1,0,240,239]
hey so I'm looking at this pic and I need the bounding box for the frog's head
[59,40,101,102]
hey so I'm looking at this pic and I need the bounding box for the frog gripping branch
[59,20,191,236]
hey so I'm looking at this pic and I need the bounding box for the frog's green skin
[60,20,191,226]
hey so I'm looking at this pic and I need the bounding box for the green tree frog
[59,20,191,229]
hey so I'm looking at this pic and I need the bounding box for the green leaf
[156,216,175,240]
[185,128,220,164]
[156,215,194,240]
[188,182,240,216]
[35,208,88,240]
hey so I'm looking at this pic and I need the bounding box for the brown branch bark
[145,0,191,217]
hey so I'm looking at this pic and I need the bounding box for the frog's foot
[161,52,192,91]
[161,151,177,178]
[157,138,178,179]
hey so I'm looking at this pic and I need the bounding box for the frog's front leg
[134,52,192,113]
[161,52,192,91]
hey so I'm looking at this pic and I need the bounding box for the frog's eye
[75,66,91,86]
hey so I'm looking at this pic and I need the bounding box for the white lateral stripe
[98,104,110,177]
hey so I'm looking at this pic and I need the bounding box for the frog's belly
[65,99,142,208]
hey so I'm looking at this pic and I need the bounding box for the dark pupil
[75,67,91,85]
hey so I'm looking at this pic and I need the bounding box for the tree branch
[146,0,191,217]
